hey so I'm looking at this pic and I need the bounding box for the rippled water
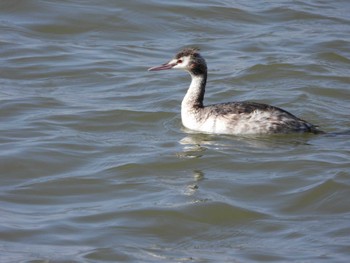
[1,0,350,262]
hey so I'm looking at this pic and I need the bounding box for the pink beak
[148,62,176,71]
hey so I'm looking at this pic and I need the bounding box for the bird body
[149,48,321,135]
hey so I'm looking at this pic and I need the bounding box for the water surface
[1,0,350,262]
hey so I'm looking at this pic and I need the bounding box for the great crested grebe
[148,48,322,135]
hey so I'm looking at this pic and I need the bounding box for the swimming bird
[148,48,322,135]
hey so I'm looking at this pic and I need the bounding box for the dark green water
[1,0,350,262]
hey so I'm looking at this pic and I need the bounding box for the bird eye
[177,59,183,64]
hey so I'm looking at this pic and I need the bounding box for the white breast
[181,109,282,135]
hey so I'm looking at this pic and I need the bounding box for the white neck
[181,73,207,130]
[181,73,206,110]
